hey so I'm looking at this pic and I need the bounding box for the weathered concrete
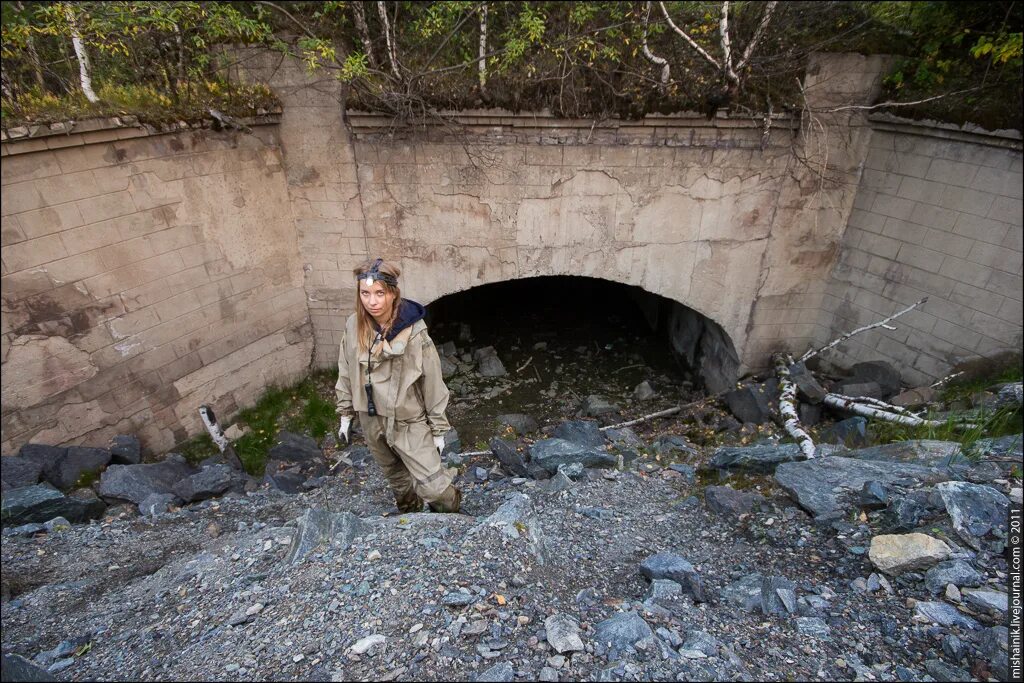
[2,50,1020,457]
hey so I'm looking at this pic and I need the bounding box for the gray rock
[442,430,462,458]
[850,361,902,397]
[704,486,763,516]
[834,380,884,400]
[633,381,656,401]
[706,444,806,474]
[547,470,574,493]
[924,560,984,595]
[478,355,507,377]
[644,579,683,602]
[774,456,949,522]
[284,508,370,564]
[885,491,939,531]
[593,611,654,656]
[682,631,720,657]
[3,522,46,537]
[994,382,1022,408]
[263,464,305,494]
[529,439,615,474]
[720,573,764,612]
[17,444,67,474]
[640,552,707,602]
[653,435,698,459]
[439,341,457,357]
[544,614,584,653]
[853,439,962,466]
[1,456,44,490]
[98,455,196,505]
[760,576,797,616]
[1,654,56,682]
[173,464,241,503]
[724,383,775,424]
[581,395,619,417]
[139,493,178,517]
[43,516,72,533]
[43,446,111,490]
[789,362,827,403]
[109,435,142,465]
[473,345,497,361]
[488,439,531,478]
[891,386,936,409]
[496,414,539,436]
[971,434,1021,459]
[914,601,980,630]
[604,428,645,451]
[859,481,890,509]
[476,493,550,564]
[439,356,458,378]
[475,661,514,682]
[795,617,831,639]
[1,484,104,526]
[961,589,1007,615]
[941,634,966,662]
[820,417,868,448]
[923,658,970,682]
[976,626,1009,680]
[442,592,476,607]
[936,481,1009,550]
[551,421,605,448]
[798,402,823,427]
[267,432,323,466]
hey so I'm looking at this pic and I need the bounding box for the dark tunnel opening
[422,276,739,446]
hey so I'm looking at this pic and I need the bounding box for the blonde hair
[353,259,402,352]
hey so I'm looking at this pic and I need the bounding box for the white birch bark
[775,354,817,459]
[66,5,98,103]
[478,3,488,92]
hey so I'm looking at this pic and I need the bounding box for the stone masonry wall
[1,121,313,456]
[817,120,1023,386]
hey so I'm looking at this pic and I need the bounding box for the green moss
[73,469,101,489]
[177,433,219,465]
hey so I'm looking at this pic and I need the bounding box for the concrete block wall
[1,121,313,456]
[819,120,1023,386]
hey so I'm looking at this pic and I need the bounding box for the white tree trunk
[478,3,488,92]
[775,354,817,459]
[822,393,965,428]
[66,5,98,103]
[377,1,401,80]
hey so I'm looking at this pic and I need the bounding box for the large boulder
[852,439,962,466]
[267,431,323,465]
[98,454,196,505]
[43,446,111,490]
[850,360,902,398]
[820,417,868,448]
[704,486,764,517]
[496,414,539,436]
[488,438,531,479]
[264,432,326,493]
[935,481,1009,550]
[924,560,984,595]
[529,439,615,474]
[1,654,56,682]
[285,508,371,564]
[552,420,605,448]
[18,444,67,474]
[775,456,949,522]
[1,484,105,526]
[639,552,707,602]
[868,533,953,576]
[724,383,775,424]
[1,456,44,490]
[109,435,142,465]
[592,611,654,657]
[789,362,827,403]
[705,444,806,474]
[172,464,244,503]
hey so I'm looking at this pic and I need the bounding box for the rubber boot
[428,485,461,513]
[394,488,424,513]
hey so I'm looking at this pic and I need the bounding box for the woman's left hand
[433,435,446,456]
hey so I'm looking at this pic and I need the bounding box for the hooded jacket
[335,299,452,437]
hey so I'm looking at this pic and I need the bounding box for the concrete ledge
[1,112,283,156]
[869,113,1023,150]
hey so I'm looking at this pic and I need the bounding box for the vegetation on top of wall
[1,2,1020,132]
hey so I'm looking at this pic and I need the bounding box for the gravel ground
[2,445,1010,682]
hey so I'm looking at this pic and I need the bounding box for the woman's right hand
[338,416,352,444]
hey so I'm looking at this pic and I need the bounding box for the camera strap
[366,331,383,386]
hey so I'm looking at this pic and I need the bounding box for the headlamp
[358,258,398,288]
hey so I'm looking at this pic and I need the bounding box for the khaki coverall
[335,313,460,513]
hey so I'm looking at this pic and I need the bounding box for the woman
[335,258,461,513]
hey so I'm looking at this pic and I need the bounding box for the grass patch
[177,433,219,466]
[869,404,1023,461]
[2,81,279,128]
[938,351,1022,404]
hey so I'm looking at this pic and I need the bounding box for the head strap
[358,258,398,287]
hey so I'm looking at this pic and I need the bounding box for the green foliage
[177,432,218,465]
[869,404,1022,459]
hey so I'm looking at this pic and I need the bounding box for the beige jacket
[335,313,452,437]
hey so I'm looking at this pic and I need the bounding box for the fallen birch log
[822,393,976,428]
[775,354,817,459]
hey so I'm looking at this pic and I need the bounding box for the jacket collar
[373,299,426,342]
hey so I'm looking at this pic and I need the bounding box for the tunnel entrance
[422,276,739,447]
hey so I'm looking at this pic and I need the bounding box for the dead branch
[800,297,927,363]
[775,354,816,458]
[822,393,976,429]
[516,356,533,373]
[641,2,670,91]
[812,88,982,114]
[930,371,964,388]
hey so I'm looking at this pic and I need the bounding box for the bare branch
[812,88,982,113]
[800,297,928,363]
[735,1,779,72]
[641,2,670,91]
[657,1,721,72]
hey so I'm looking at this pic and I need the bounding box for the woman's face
[359,279,395,322]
